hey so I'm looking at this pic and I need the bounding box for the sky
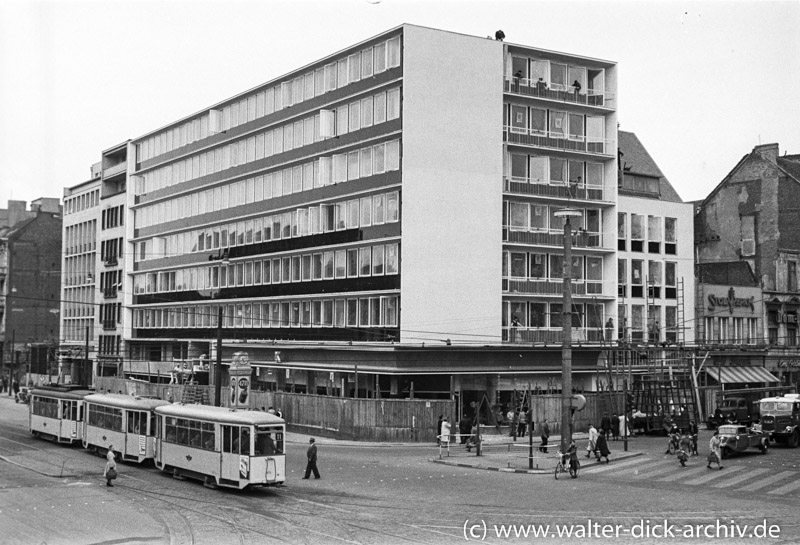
[1,0,798,208]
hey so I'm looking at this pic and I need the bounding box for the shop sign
[707,287,755,314]
[777,359,800,368]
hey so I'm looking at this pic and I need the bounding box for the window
[630,214,645,252]
[549,110,566,138]
[648,261,662,299]
[741,215,755,256]
[631,259,643,298]
[648,216,661,253]
[617,212,626,251]
[509,202,528,229]
[510,105,527,133]
[618,259,627,298]
[510,252,526,278]
[664,217,677,254]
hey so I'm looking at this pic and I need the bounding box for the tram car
[29,385,95,444]
[154,404,286,490]
[83,393,171,462]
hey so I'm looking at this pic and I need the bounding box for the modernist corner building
[100,25,628,404]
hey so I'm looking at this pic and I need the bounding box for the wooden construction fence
[95,377,621,442]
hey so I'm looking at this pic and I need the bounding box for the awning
[706,366,780,384]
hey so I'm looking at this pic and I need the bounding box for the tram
[83,393,171,462]
[154,404,286,490]
[29,385,95,444]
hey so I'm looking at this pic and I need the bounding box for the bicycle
[555,452,580,480]
[666,432,681,455]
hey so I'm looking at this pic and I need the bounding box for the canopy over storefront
[706,366,780,384]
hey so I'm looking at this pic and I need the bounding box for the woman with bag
[104,445,118,487]
[707,431,723,470]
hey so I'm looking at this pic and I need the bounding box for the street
[2,396,799,544]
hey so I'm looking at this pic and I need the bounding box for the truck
[707,397,757,429]
[759,393,800,448]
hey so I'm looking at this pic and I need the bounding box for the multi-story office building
[86,25,618,404]
[60,144,130,386]
[97,142,129,377]
[616,131,695,346]
[1,198,63,385]
[695,143,800,388]
[61,171,101,384]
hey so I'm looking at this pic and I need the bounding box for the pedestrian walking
[440,418,451,447]
[611,413,620,441]
[707,430,723,470]
[517,408,528,438]
[688,420,699,455]
[586,424,599,458]
[600,412,611,437]
[302,438,321,479]
[104,446,118,487]
[677,448,689,467]
[539,418,550,453]
[459,414,471,444]
[436,415,443,446]
[595,430,610,463]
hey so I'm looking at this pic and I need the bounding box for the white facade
[400,25,504,343]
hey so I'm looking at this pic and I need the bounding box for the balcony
[504,127,614,157]
[503,226,611,251]
[504,177,612,204]
[103,288,118,299]
[504,77,615,109]
[103,161,127,179]
[102,320,118,331]
[504,326,605,345]
[503,277,614,298]
[103,256,119,267]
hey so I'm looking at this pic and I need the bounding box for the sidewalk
[431,432,643,474]
[285,428,643,475]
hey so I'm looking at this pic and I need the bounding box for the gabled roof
[700,145,800,209]
[618,130,684,203]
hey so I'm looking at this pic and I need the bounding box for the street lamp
[554,207,582,456]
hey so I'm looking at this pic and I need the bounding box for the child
[679,432,692,456]
[677,448,689,467]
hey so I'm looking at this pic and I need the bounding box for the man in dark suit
[600,412,612,438]
[303,438,320,479]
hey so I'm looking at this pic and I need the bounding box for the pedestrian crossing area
[579,456,800,496]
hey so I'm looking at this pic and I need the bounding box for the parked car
[717,424,768,458]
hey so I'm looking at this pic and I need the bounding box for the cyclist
[565,439,579,473]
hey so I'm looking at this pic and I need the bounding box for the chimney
[754,143,779,162]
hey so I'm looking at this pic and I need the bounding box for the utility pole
[215,305,223,407]
[555,208,582,455]
[84,325,90,388]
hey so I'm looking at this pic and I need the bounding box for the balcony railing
[103,288,118,299]
[103,256,119,267]
[103,161,127,179]
[504,177,611,203]
[504,277,614,298]
[503,226,610,250]
[504,326,605,344]
[504,127,614,157]
[504,77,616,109]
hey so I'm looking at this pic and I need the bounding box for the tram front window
[255,426,284,456]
